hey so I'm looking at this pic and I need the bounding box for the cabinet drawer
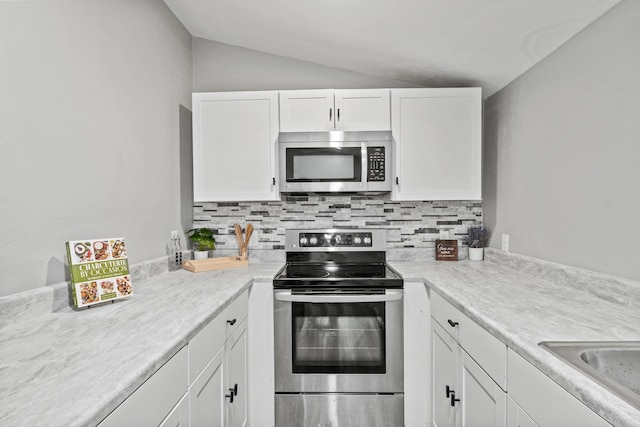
[189,290,248,383]
[431,291,462,340]
[507,349,610,427]
[431,291,507,390]
[99,346,188,427]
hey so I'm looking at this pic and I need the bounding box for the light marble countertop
[0,262,283,427]
[1,251,639,427]
[392,250,640,427]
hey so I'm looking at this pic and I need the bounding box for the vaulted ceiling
[164,0,620,97]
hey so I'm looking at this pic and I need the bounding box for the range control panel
[298,232,373,248]
[367,146,386,182]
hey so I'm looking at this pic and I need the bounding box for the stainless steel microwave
[278,131,393,193]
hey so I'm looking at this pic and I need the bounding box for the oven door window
[286,147,362,182]
[291,302,385,374]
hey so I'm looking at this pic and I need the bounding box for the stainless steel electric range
[273,228,404,427]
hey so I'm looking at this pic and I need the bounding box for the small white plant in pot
[186,228,216,260]
[463,225,489,261]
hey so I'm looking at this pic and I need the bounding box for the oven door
[274,289,403,393]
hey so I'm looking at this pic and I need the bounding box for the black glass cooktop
[274,262,403,289]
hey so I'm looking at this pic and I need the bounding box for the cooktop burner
[273,228,403,289]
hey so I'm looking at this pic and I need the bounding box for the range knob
[299,236,308,246]
[354,236,362,245]
[363,236,372,245]
[309,236,318,246]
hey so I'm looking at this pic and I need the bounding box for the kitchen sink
[539,341,640,410]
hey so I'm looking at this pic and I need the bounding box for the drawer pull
[450,392,460,407]
[227,318,237,326]
[447,319,459,328]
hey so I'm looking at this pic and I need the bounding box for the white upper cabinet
[391,88,482,201]
[279,89,391,132]
[192,91,279,201]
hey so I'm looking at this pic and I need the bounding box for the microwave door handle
[274,290,402,303]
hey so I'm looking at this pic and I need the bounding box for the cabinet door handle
[329,108,333,122]
[445,385,453,398]
[337,108,340,122]
[450,392,460,407]
[395,177,399,185]
[272,177,276,185]
[225,388,235,403]
[447,319,459,328]
[227,318,237,326]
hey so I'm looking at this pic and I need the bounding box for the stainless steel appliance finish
[273,228,404,426]
[278,131,393,193]
[274,288,403,393]
[275,394,403,427]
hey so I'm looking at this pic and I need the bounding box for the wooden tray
[182,256,248,273]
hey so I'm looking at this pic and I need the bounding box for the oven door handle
[274,289,402,303]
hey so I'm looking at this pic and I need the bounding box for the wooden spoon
[234,224,244,256]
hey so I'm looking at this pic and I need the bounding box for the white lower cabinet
[160,393,190,427]
[188,321,248,427]
[432,322,457,427]
[429,290,610,427]
[99,290,249,427]
[507,349,610,427]
[460,350,506,426]
[189,290,249,427]
[190,347,226,426]
[98,346,188,427]
[431,322,506,427]
[226,322,248,427]
[506,396,538,427]
[431,291,507,427]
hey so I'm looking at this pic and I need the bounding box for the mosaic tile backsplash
[193,196,482,262]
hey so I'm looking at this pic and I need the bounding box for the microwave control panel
[367,146,386,182]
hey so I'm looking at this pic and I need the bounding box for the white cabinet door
[460,350,506,427]
[279,89,334,131]
[334,89,390,131]
[431,314,506,427]
[159,393,189,427]
[432,323,457,427]
[192,91,279,201]
[391,88,482,201]
[98,346,188,427]
[227,319,248,427]
[507,349,610,427]
[507,396,539,427]
[190,347,226,427]
[279,89,390,132]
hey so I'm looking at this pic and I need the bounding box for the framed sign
[435,239,458,261]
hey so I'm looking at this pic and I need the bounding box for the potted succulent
[463,225,489,261]
[186,228,216,260]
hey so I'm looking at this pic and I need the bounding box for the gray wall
[483,0,640,281]
[193,38,420,92]
[0,1,193,297]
